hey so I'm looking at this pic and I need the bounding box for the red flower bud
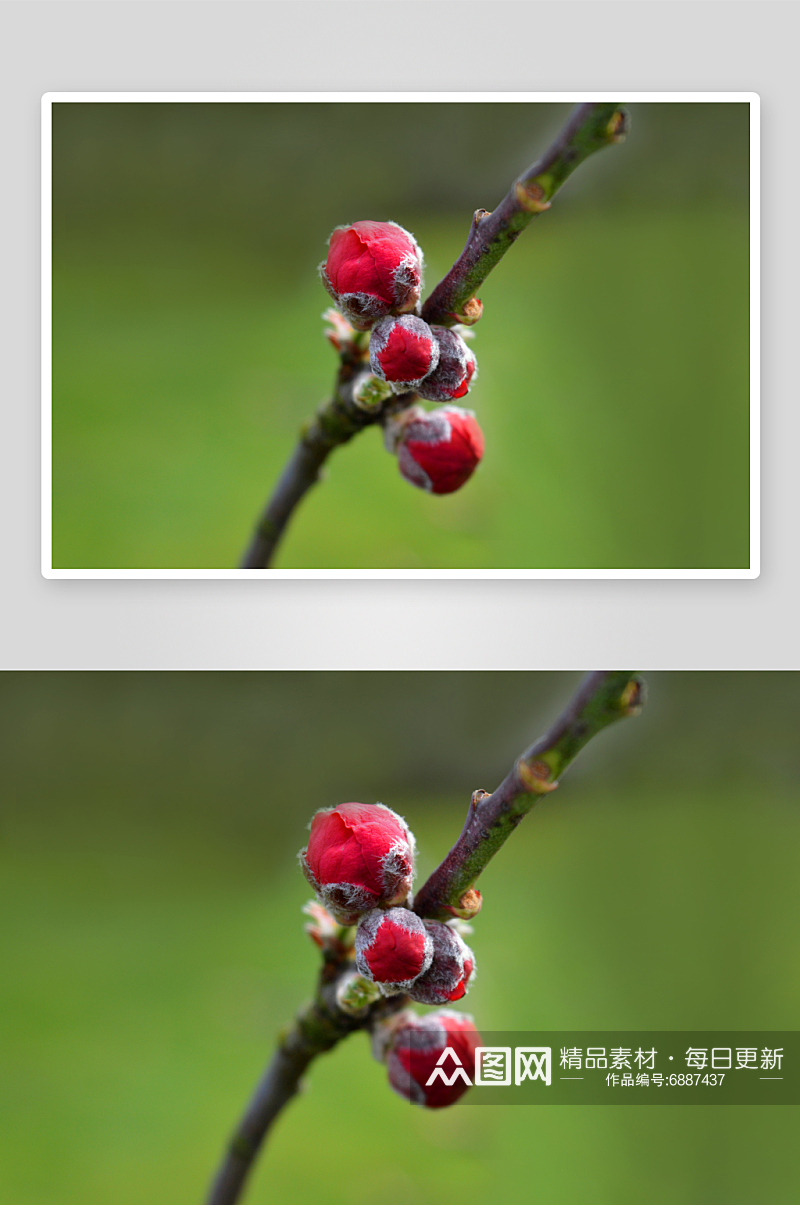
[355,908,433,995]
[407,920,476,1005]
[416,327,478,402]
[369,315,440,391]
[299,802,415,925]
[386,404,484,495]
[378,1009,481,1108]
[320,220,423,330]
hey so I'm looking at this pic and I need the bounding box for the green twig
[412,671,645,921]
[421,102,628,327]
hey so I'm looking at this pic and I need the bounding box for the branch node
[517,757,559,794]
[514,180,552,214]
[619,675,646,716]
[606,108,630,143]
[440,887,483,920]
[448,296,484,326]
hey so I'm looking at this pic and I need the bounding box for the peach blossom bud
[407,920,476,1005]
[377,1009,481,1108]
[386,404,484,495]
[417,327,477,402]
[369,315,440,392]
[299,802,415,926]
[320,220,423,330]
[355,908,433,995]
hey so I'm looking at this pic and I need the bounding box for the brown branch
[239,345,414,568]
[240,437,335,569]
[205,1043,312,1205]
[205,963,406,1205]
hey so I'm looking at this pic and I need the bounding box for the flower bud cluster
[299,801,480,1107]
[321,220,485,495]
[354,911,476,1003]
[368,317,477,405]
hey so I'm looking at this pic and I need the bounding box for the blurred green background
[1,671,796,1204]
[51,101,751,569]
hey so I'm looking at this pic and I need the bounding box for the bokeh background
[2,671,797,1204]
[50,101,751,569]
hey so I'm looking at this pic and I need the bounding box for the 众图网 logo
[425,1046,552,1088]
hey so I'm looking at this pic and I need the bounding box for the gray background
[2,1,795,669]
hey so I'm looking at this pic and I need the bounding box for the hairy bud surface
[355,908,433,995]
[417,327,478,401]
[408,920,476,1004]
[369,315,440,391]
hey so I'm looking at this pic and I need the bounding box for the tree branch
[413,671,645,921]
[239,102,628,569]
[240,339,415,568]
[205,1041,312,1205]
[421,102,628,327]
[205,960,406,1205]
